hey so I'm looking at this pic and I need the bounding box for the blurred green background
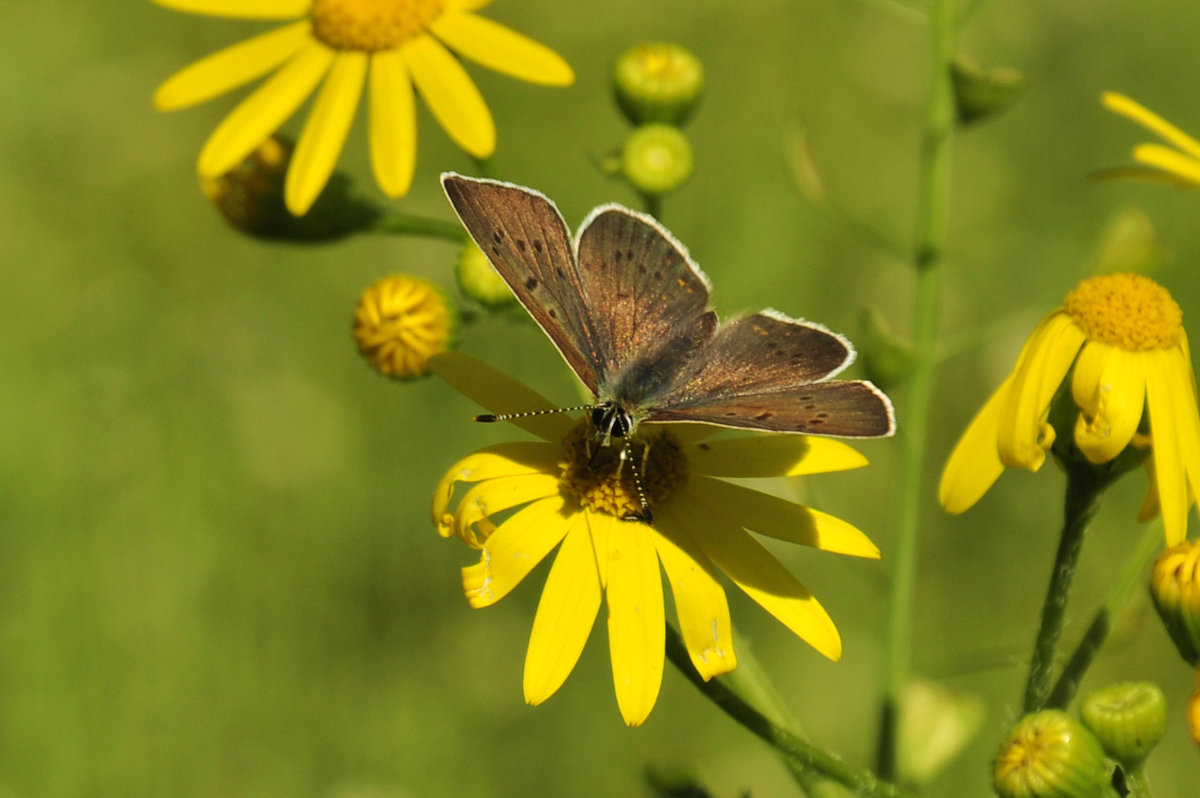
[3,0,1200,795]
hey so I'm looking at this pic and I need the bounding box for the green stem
[664,626,917,798]
[640,192,663,222]
[1045,521,1163,709]
[372,213,467,242]
[875,0,956,779]
[1023,465,1108,713]
[1125,767,1154,798]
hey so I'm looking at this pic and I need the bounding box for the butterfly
[441,174,895,516]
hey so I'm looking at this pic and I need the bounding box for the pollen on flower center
[310,0,444,52]
[558,421,688,519]
[1065,273,1183,351]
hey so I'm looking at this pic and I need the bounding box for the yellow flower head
[1149,539,1200,667]
[154,0,574,215]
[353,275,455,379]
[1102,91,1200,188]
[940,274,1200,545]
[430,352,880,726]
[992,710,1110,798]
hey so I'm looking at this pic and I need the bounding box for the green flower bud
[1149,540,1200,667]
[621,124,694,197]
[993,710,1111,798]
[951,54,1026,126]
[897,679,985,785]
[1079,682,1167,771]
[1090,206,1168,277]
[202,135,379,242]
[612,42,704,127]
[455,241,515,308]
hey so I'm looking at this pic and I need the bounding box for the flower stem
[1023,464,1108,713]
[372,213,467,242]
[1046,521,1163,709]
[875,0,956,779]
[665,625,917,798]
[1125,767,1154,798]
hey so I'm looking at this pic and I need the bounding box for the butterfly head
[590,401,636,446]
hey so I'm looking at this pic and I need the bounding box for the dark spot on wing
[555,267,565,279]
[492,230,504,242]
[490,244,500,255]
[697,443,710,450]
[652,270,662,281]
[533,240,544,253]
[755,412,774,421]
[548,308,557,319]
[614,250,624,262]
[636,263,647,274]
[525,278,538,291]
[516,239,527,252]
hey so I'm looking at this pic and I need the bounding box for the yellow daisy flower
[1102,91,1200,188]
[940,274,1200,546]
[430,352,880,726]
[153,0,574,215]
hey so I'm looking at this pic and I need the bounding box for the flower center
[353,275,455,379]
[1064,273,1183,351]
[310,0,444,52]
[558,421,688,520]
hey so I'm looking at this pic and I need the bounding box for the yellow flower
[154,0,574,215]
[940,274,1200,545]
[1102,91,1200,188]
[354,275,455,379]
[430,352,880,726]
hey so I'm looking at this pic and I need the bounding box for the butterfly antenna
[619,438,654,525]
[475,405,591,424]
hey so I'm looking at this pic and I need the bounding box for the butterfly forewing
[442,174,605,392]
[575,206,716,404]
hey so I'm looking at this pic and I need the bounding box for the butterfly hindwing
[575,206,716,404]
[650,379,895,437]
[649,312,894,436]
[442,174,605,392]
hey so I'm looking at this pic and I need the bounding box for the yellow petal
[198,41,333,178]
[404,33,495,157]
[687,477,879,558]
[428,352,575,442]
[152,0,308,19]
[461,495,571,608]
[368,50,417,198]
[587,510,612,589]
[154,21,310,111]
[450,472,560,547]
[1132,143,1200,187]
[1071,343,1146,464]
[998,312,1086,471]
[601,517,665,727]
[676,499,840,660]
[1163,348,1200,540]
[445,0,494,12]
[1102,92,1200,161]
[285,52,367,215]
[524,516,601,706]
[685,435,867,478]
[939,376,1012,514]
[431,441,560,536]
[1145,350,1189,545]
[431,12,574,86]
[652,505,737,680]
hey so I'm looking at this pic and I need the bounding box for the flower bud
[858,308,916,392]
[951,54,1025,126]
[1148,540,1200,667]
[455,241,516,308]
[353,275,457,380]
[897,679,985,785]
[993,710,1111,798]
[1079,682,1167,771]
[621,124,694,197]
[203,135,378,241]
[612,42,704,126]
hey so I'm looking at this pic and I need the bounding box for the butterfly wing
[649,312,895,437]
[442,173,606,393]
[574,205,717,405]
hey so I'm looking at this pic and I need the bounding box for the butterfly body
[441,173,895,444]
